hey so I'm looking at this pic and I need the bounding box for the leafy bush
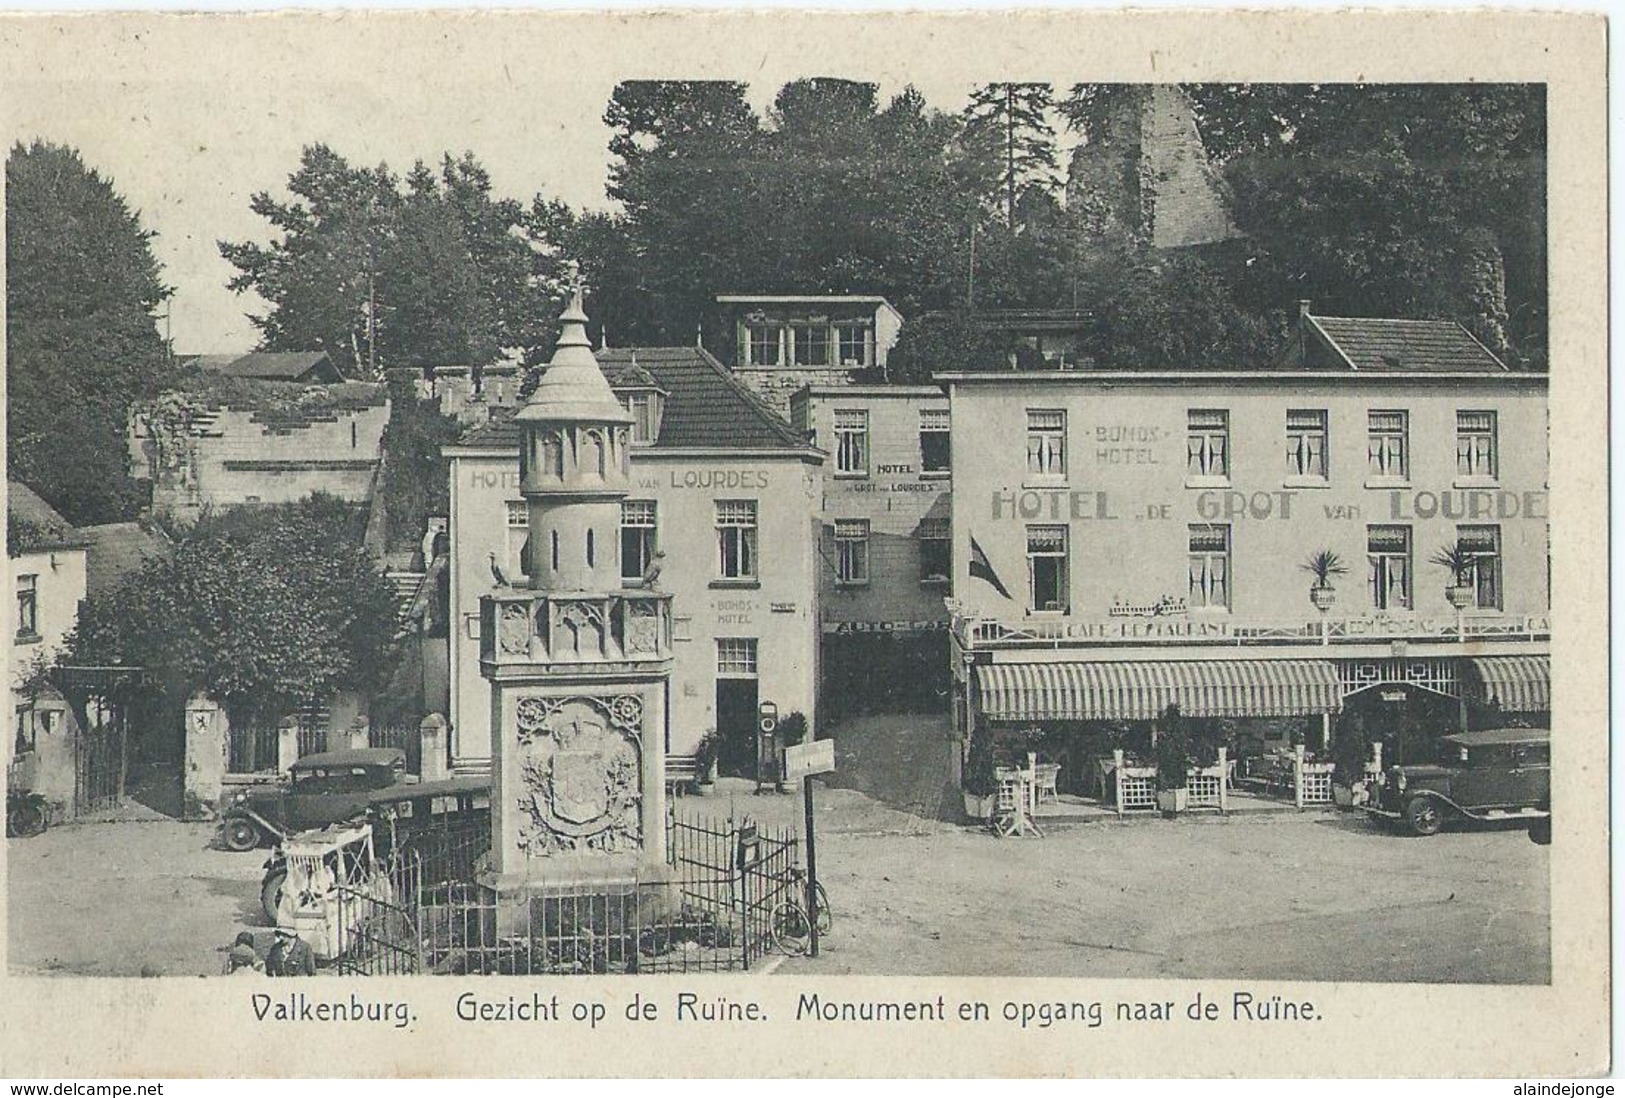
[963,722,997,797]
[777,711,809,746]
[1154,704,1190,790]
[379,375,466,551]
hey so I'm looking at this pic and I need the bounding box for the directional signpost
[783,738,836,956]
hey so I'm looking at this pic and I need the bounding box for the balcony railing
[952,609,1551,651]
[480,589,673,667]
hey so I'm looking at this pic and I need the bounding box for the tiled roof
[80,522,169,599]
[1308,316,1509,373]
[7,482,86,553]
[457,347,805,451]
[187,351,340,382]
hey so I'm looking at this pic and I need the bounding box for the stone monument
[479,270,674,930]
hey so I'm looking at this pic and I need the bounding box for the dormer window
[620,389,665,446]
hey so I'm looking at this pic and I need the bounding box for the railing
[369,721,422,776]
[481,589,674,667]
[228,725,279,774]
[955,612,1551,651]
[327,810,801,976]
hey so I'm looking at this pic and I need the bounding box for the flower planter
[1332,782,1355,809]
[1309,585,1337,612]
[963,791,994,822]
[1445,585,1475,610]
[1156,787,1188,816]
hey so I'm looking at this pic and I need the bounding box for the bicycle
[767,865,830,957]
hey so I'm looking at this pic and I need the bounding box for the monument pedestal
[481,663,675,939]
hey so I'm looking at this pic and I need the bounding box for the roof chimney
[1297,299,1313,320]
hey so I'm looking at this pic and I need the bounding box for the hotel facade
[941,314,1550,776]
[443,346,823,775]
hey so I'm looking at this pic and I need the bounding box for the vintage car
[220,747,409,851]
[1366,727,1550,836]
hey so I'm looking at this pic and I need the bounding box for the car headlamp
[233,790,248,805]
[1393,770,1407,792]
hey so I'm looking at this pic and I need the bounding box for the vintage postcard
[0,9,1608,1079]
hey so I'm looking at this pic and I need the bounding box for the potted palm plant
[1154,705,1190,816]
[1300,549,1349,612]
[1430,542,1477,609]
[692,730,719,794]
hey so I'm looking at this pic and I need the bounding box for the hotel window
[746,322,782,367]
[1286,409,1328,479]
[918,518,951,585]
[1456,411,1498,479]
[506,501,529,577]
[1188,524,1231,610]
[1186,409,1229,479]
[919,408,951,474]
[1458,525,1503,610]
[836,322,870,367]
[1026,525,1069,613]
[621,500,657,582]
[717,638,758,677]
[1026,409,1066,479]
[834,520,870,585]
[1367,525,1413,610]
[715,500,758,581]
[627,393,658,444]
[833,410,869,477]
[16,574,37,640]
[1367,410,1409,480]
[792,323,830,368]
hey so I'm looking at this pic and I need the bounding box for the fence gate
[74,696,125,815]
[228,726,279,774]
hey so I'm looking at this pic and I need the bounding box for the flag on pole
[968,535,1013,600]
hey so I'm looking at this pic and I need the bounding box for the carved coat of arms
[513,697,643,857]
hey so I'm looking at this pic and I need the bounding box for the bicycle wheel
[811,881,831,936]
[769,901,810,956]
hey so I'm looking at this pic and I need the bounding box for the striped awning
[1465,655,1551,713]
[975,659,1342,722]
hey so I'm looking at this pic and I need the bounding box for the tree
[6,140,175,524]
[222,146,564,377]
[1188,83,1547,366]
[601,81,764,343]
[68,494,397,726]
[962,83,1062,229]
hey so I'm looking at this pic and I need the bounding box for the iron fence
[228,725,279,774]
[369,722,422,775]
[327,811,800,976]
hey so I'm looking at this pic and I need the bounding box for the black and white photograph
[0,10,1607,1079]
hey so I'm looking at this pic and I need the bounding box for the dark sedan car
[1366,727,1550,837]
[219,747,409,851]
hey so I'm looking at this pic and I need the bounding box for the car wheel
[1529,816,1552,845]
[224,818,262,852]
[261,869,287,925]
[1405,797,1445,837]
[8,801,45,838]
